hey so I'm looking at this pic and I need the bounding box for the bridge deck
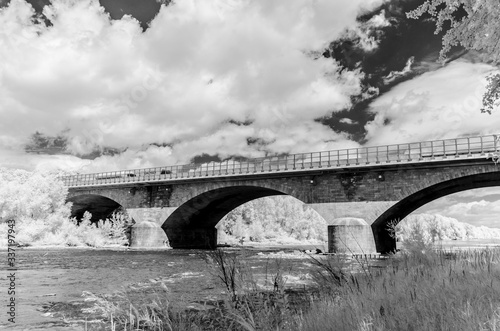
[62,134,499,188]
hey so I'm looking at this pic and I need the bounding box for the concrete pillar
[127,208,173,248]
[130,221,169,248]
[164,227,217,249]
[328,218,376,254]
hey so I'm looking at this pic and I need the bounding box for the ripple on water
[3,246,337,330]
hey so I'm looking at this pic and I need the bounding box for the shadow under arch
[67,194,122,222]
[372,171,500,253]
[162,185,289,248]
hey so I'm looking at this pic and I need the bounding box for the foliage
[0,168,131,247]
[395,213,500,246]
[407,0,500,113]
[0,168,70,222]
[482,73,500,114]
[96,210,133,246]
[217,196,327,245]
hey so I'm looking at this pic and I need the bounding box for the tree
[407,0,500,113]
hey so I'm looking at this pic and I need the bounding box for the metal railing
[61,134,499,187]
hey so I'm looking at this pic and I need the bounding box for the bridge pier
[127,208,172,248]
[328,218,377,253]
[308,202,395,254]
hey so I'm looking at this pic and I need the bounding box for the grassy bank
[76,248,500,331]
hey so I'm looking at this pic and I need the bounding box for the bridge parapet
[62,134,499,188]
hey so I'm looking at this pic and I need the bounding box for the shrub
[0,169,131,248]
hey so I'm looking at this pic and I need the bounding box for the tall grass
[302,249,500,331]
[80,248,500,330]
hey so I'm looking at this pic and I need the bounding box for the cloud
[0,0,387,172]
[0,147,91,173]
[416,189,500,228]
[364,60,500,145]
[344,8,392,52]
[450,188,500,202]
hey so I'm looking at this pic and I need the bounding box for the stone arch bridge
[64,134,500,253]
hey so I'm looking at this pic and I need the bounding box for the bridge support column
[328,218,376,254]
[163,227,217,249]
[127,208,173,248]
[308,202,395,253]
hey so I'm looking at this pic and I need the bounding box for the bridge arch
[67,194,123,222]
[162,185,311,248]
[372,171,500,253]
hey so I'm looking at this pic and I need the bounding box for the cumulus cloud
[365,60,500,145]
[416,188,500,228]
[0,0,387,172]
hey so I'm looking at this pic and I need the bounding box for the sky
[0,0,499,227]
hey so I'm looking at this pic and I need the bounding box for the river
[0,245,322,330]
[2,239,500,330]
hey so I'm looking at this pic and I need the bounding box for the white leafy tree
[0,168,130,247]
[407,0,500,113]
